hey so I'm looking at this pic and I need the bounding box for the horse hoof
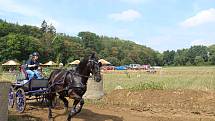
[67,118,72,121]
[49,118,54,121]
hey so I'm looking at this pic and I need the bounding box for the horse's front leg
[67,99,80,121]
[75,98,84,114]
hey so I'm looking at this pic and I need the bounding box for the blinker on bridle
[88,59,100,77]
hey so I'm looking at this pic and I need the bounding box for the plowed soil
[9,89,215,121]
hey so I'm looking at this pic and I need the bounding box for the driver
[26,52,42,80]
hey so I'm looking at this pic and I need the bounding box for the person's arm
[34,61,40,70]
[27,64,37,67]
[26,60,37,68]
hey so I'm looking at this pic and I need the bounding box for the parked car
[139,64,151,70]
[115,66,127,70]
[128,64,141,70]
[102,66,115,70]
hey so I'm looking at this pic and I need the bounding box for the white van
[128,64,140,69]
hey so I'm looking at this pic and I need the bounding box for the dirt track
[9,89,215,121]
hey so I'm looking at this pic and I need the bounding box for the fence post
[0,81,11,121]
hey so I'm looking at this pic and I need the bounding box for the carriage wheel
[15,88,26,113]
[8,86,15,108]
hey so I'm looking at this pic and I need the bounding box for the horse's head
[76,53,102,82]
[87,53,102,82]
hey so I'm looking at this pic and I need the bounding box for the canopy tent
[2,60,21,66]
[99,59,111,65]
[68,59,111,65]
[42,61,58,66]
[69,60,80,65]
[59,63,63,66]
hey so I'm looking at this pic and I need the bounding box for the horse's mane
[75,56,89,73]
[75,53,98,73]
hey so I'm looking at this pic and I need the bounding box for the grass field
[0,72,16,82]
[1,66,215,92]
[102,66,215,92]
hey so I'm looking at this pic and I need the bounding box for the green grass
[103,66,215,92]
[1,66,215,92]
[0,72,16,82]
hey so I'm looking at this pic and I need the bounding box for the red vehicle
[102,66,115,70]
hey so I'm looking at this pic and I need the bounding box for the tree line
[0,19,214,66]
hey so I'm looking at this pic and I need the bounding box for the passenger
[26,52,42,80]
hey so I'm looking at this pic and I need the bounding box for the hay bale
[83,76,104,99]
[0,81,11,121]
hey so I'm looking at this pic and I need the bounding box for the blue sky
[0,0,215,51]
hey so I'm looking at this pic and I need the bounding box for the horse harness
[47,70,90,94]
[47,59,99,94]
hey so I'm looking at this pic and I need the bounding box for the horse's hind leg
[59,94,69,113]
[48,93,55,121]
[48,99,53,121]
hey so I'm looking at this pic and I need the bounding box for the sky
[0,0,215,51]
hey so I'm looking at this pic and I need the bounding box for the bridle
[88,59,101,79]
[71,59,100,79]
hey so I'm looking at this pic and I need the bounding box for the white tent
[69,60,80,65]
[99,59,111,65]
[42,61,58,66]
[2,60,20,66]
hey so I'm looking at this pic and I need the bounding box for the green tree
[0,33,40,62]
[47,24,56,34]
[106,57,120,66]
[155,52,163,66]
[163,50,175,65]
[78,31,100,52]
[121,57,133,65]
[187,45,208,65]
[40,20,48,33]
[194,56,204,65]
[208,45,215,65]
[173,49,188,66]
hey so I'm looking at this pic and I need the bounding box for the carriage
[8,53,102,121]
[8,65,49,113]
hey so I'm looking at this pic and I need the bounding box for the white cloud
[108,9,142,22]
[191,39,214,46]
[181,8,215,28]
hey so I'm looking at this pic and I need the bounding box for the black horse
[47,53,102,121]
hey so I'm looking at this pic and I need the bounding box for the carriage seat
[16,65,29,81]
[16,65,48,91]
[16,65,44,81]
